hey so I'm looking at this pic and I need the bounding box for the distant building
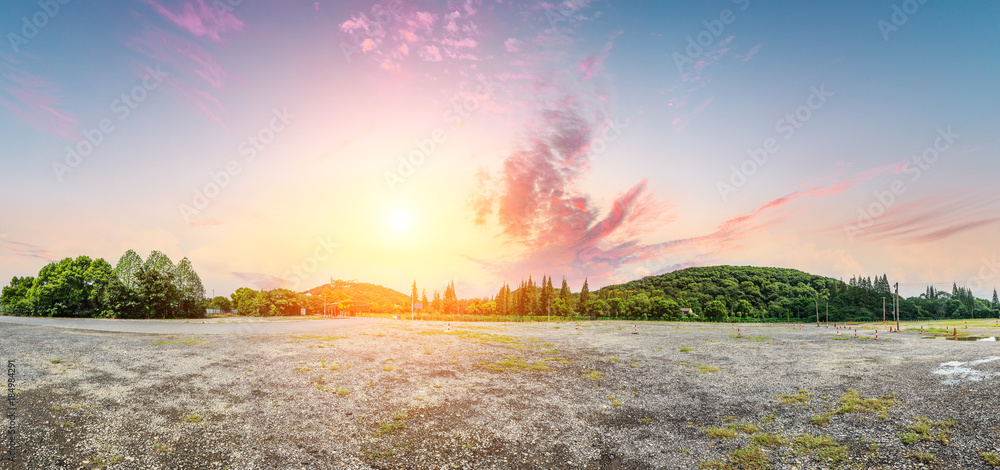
[680,308,694,317]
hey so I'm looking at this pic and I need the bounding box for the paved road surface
[0,315,374,335]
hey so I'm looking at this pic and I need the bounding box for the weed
[383,365,395,372]
[610,357,621,362]
[793,434,847,463]
[183,413,203,424]
[679,347,694,352]
[50,359,62,364]
[697,365,720,374]
[150,338,201,346]
[809,412,834,427]
[337,388,351,396]
[152,443,170,452]
[761,414,776,424]
[900,432,918,445]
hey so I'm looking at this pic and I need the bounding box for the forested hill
[301,279,409,307]
[598,265,846,319]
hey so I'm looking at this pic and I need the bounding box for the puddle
[923,336,998,341]
[932,356,1000,385]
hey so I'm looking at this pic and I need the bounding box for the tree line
[0,250,205,319]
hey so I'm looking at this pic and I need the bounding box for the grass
[50,359,62,364]
[903,416,954,445]
[585,370,605,382]
[152,443,170,452]
[478,355,551,373]
[733,335,769,342]
[735,423,760,434]
[149,338,201,345]
[907,451,936,463]
[376,411,409,437]
[182,413,203,424]
[704,426,738,439]
[679,347,694,352]
[337,388,351,396]
[811,389,900,427]
[793,434,848,463]
[981,451,1000,467]
[752,433,787,447]
[382,364,395,372]
[730,445,770,470]
[778,389,811,405]
[697,365,720,374]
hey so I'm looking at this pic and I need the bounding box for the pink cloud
[2,240,55,261]
[419,45,443,62]
[0,53,77,139]
[127,25,230,125]
[144,0,244,43]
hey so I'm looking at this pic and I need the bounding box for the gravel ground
[1,318,999,469]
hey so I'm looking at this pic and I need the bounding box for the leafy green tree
[626,293,651,318]
[734,299,753,319]
[411,281,418,308]
[444,281,457,314]
[607,297,625,318]
[209,296,232,311]
[0,276,34,314]
[231,287,257,313]
[704,300,728,320]
[136,265,180,319]
[579,278,590,309]
[114,249,142,290]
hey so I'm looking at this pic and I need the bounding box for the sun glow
[392,211,410,229]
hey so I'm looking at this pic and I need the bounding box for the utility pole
[894,282,900,332]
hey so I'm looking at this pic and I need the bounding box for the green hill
[597,265,846,319]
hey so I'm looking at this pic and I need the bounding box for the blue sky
[1,0,998,298]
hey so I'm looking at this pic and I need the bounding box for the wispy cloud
[339,0,486,72]
[830,189,1000,245]
[1,240,55,261]
[0,52,77,139]
[143,0,244,43]
[127,1,244,127]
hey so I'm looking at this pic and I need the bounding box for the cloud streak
[0,52,77,139]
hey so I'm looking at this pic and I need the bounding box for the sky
[1,0,998,299]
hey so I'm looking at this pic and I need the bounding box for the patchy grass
[477,355,551,373]
[337,388,351,396]
[735,423,760,434]
[809,412,834,427]
[585,370,605,382]
[697,365,720,374]
[752,433,787,447]
[836,389,899,414]
[50,359,62,364]
[376,411,409,437]
[793,434,848,463]
[679,347,694,352]
[904,416,954,445]
[704,426,738,439]
[152,443,170,452]
[730,445,770,470]
[182,413,203,424]
[150,338,202,346]
[980,451,1000,467]
[383,364,395,372]
[907,451,936,464]
[733,335,769,342]
[291,334,347,341]
[778,389,811,405]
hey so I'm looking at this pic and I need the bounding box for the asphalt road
[0,315,373,335]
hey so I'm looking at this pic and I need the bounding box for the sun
[391,211,410,229]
